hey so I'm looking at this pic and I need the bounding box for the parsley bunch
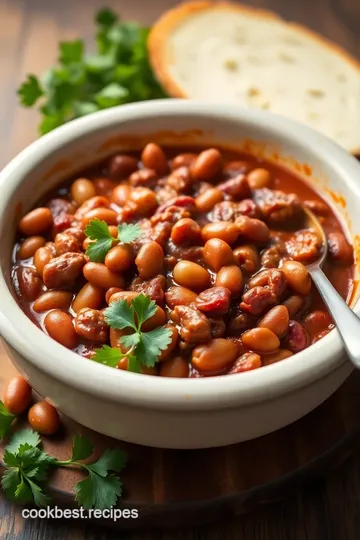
[17,8,167,135]
[94,295,172,372]
[0,402,17,440]
[1,429,127,509]
[85,219,141,262]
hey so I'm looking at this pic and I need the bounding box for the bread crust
[148,1,360,155]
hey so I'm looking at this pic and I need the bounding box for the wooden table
[1,0,360,538]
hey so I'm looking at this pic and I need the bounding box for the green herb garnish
[1,429,127,509]
[93,295,172,373]
[85,219,141,262]
[17,8,167,135]
[0,401,17,440]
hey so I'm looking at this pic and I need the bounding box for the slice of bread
[148,1,360,154]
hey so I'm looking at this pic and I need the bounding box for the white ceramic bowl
[1,100,360,449]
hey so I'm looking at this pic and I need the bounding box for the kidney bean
[327,232,354,264]
[93,177,114,197]
[4,376,32,415]
[201,221,239,245]
[247,168,272,189]
[233,245,260,273]
[83,262,125,289]
[172,153,197,169]
[191,149,222,181]
[105,244,134,273]
[141,306,166,331]
[130,187,158,216]
[28,401,60,435]
[241,328,280,353]
[74,308,109,343]
[105,287,124,304]
[18,236,46,260]
[216,265,243,295]
[17,267,42,301]
[218,174,251,200]
[44,310,78,348]
[54,232,80,255]
[112,184,132,206]
[33,291,73,313]
[171,218,202,245]
[195,287,231,315]
[82,207,118,227]
[173,261,210,291]
[19,208,53,236]
[195,188,223,213]
[129,168,158,187]
[34,245,55,275]
[141,143,169,175]
[283,295,305,318]
[303,310,333,336]
[73,283,104,312]
[43,253,86,289]
[160,356,189,378]
[236,216,269,243]
[287,320,309,352]
[228,352,262,373]
[258,305,289,337]
[240,286,276,316]
[262,349,294,366]
[281,260,311,295]
[108,154,138,179]
[158,326,179,361]
[70,178,96,205]
[135,241,164,279]
[165,286,198,309]
[192,339,239,373]
[203,238,234,272]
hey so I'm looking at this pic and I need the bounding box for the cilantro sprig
[1,430,127,509]
[93,295,172,373]
[85,219,141,262]
[17,8,167,135]
[0,401,17,440]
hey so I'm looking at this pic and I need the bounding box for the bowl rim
[1,99,360,411]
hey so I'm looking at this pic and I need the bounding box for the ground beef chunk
[253,188,301,225]
[130,275,166,305]
[170,305,211,344]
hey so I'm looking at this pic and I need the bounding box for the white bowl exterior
[1,100,360,448]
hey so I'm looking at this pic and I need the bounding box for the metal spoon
[302,205,360,368]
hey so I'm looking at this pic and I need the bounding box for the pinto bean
[19,208,53,236]
[28,401,60,435]
[141,143,169,175]
[192,339,238,373]
[83,262,125,289]
[105,244,134,273]
[283,295,305,318]
[216,266,243,295]
[82,207,118,227]
[18,236,46,260]
[247,168,272,189]
[201,221,239,245]
[70,178,96,205]
[173,261,210,291]
[34,245,56,275]
[241,328,280,353]
[281,260,311,295]
[203,238,234,272]
[43,253,87,289]
[171,218,202,245]
[228,352,262,373]
[74,196,109,220]
[17,267,42,301]
[112,184,132,206]
[135,242,164,279]
[4,376,32,415]
[130,187,158,216]
[33,291,73,313]
[233,245,260,272]
[195,188,223,213]
[262,349,294,366]
[44,310,78,349]
[165,286,198,309]
[74,308,109,343]
[191,149,222,181]
[258,305,289,337]
[73,283,104,312]
[160,357,189,378]
[235,216,270,243]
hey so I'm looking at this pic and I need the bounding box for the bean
[117,355,158,375]
[141,143,168,175]
[203,238,234,272]
[158,326,179,361]
[75,196,110,219]
[192,338,239,373]
[83,262,125,289]
[195,188,223,213]
[233,245,260,272]
[241,328,280,353]
[287,320,309,352]
[236,216,269,243]
[18,236,46,260]
[33,291,73,313]
[173,261,210,291]
[192,149,222,181]
[283,295,305,318]
[172,153,197,169]
[201,221,238,245]
[228,352,262,373]
[44,310,78,349]
[105,244,134,272]
[108,291,138,305]
[34,246,55,275]
[165,286,198,309]
[141,306,166,331]
[135,242,164,279]
[70,178,96,205]
[28,401,60,435]
[82,207,118,227]
[73,283,104,312]
[327,232,354,264]
[216,266,243,295]
[160,356,189,378]
[112,184,132,206]
[258,305,289,337]
[93,178,114,197]
[74,308,109,343]
[247,168,272,189]
[105,287,124,304]
[171,218,201,245]
[4,376,32,415]
[262,349,293,366]
[129,169,157,187]
[130,187,158,216]
[108,225,119,237]
[19,208,53,236]
[281,260,311,295]
[303,310,333,335]
[17,267,42,301]
[108,154,138,178]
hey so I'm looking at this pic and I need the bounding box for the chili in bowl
[0,101,360,448]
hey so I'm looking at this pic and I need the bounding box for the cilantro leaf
[0,401,16,440]
[136,326,172,367]
[1,469,21,501]
[71,434,94,462]
[92,345,124,368]
[131,294,157,329]
[95,83,129,108]
[117,223,142,244]
[73,101,99,118]
[104,300,136,331]
[27,478,52,506]
[119,332,140,350]
[14,478,33,503]
[5,429,41,454]
[87,449,127,477]
[17,75,43,106]
[96,8,118,27]
[127,355,141,373]
[85,218,115,262]
[74,471,122,509]
[59,40,84,64]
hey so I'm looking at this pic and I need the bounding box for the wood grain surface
[1,0,360,539]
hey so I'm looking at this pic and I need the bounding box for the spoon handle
[309,266,360,368]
